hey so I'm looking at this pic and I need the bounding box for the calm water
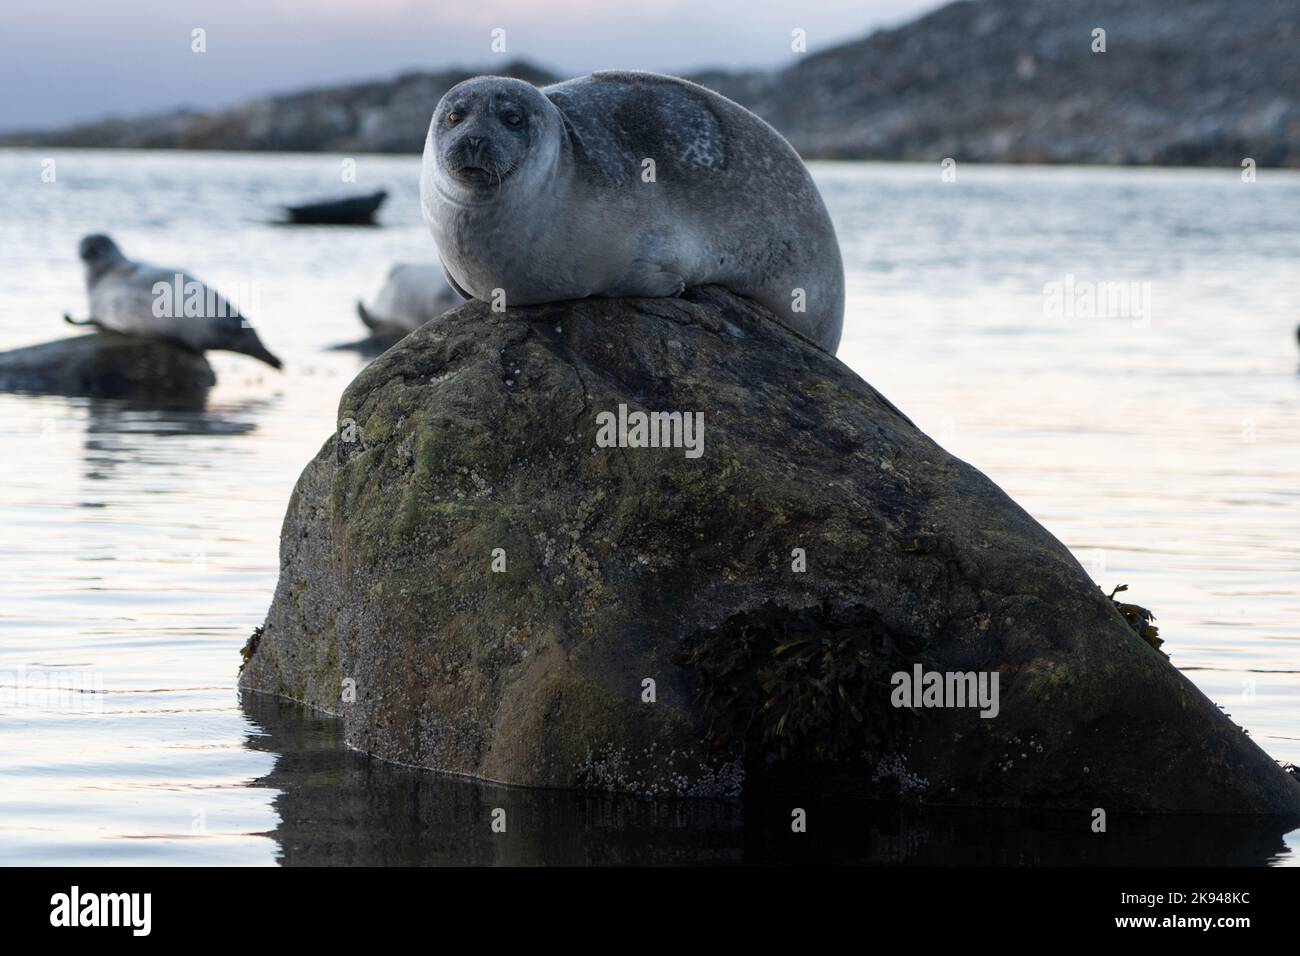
[0,149,1297,865]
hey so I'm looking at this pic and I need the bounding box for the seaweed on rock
[677,600,929,763]
[1108,584,1163,654]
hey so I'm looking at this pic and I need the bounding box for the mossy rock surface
[241,286,1300,813]
[0,331,215,402]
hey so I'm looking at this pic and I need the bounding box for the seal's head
[428,77,559,197]
[78,234,126,283]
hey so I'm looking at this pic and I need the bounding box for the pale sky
[0,0,948,131]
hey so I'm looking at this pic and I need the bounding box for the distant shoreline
[4,0,1297,169]
[5,145,1297,175]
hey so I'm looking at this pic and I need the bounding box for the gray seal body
[71,234,282,369]
[420,71,845,353]
[356,262,459,336]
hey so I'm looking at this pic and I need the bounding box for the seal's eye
[503,113,522,127]
[446,111,463,126]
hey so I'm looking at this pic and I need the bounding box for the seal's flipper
[441,265,473,301]
[607,263,686,299]
[249,344,284,370]
[357,301,379,332]
[64,313,106,330]
[222,325,283,370]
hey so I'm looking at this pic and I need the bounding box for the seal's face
[78,234,124,282]
[78,234,120,264]
[432,78,551,192]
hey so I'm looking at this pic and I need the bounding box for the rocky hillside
[5,0,1298,166]
[2,61,558,154]
[726,0,1300,165]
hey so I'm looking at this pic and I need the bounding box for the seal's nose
[462,137,489,167]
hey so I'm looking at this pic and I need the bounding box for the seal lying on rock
[420,71,845,354]
[356,262,459,337]
[66,234,283,369]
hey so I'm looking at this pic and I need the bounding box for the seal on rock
[356,262,459,337]
[420,71,845,353]
[66,234,283,369]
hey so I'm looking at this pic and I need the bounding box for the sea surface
[0,149,1297,865]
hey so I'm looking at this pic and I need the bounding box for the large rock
[0,332,215,402]
[240,287,1300,814]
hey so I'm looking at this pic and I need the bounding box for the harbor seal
[420,71,845,353]
[356,262,459,337]
[66,234,283,369]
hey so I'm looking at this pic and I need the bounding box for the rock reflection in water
[240,693,1299,866]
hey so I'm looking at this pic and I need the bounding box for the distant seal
[420,71,845,353]
[66,234,283,369]
[356,262,459,337]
